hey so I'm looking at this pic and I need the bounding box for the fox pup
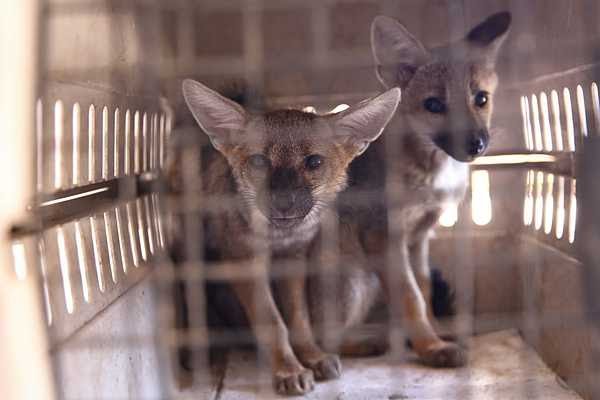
[180,80,400,395]
[311,12,511,367]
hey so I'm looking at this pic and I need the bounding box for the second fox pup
[181,80,400,395]
[311,12,511,367]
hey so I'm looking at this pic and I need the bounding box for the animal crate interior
[2,1,600,399]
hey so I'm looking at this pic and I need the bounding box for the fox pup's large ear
[182,79,247,152]
[465,11,511,65]
[331,88,401,156]
[371,16,430,89]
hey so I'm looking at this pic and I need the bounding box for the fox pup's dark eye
[248,154,270,170]
[305,154,324,170]
[474,91,489,108]
[424,97,446,114]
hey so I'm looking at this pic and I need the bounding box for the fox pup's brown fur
[309,12,511,367]
[178,80,400,395]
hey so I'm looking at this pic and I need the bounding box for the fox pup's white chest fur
[432,155,469,203]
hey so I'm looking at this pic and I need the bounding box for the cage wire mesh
[2,0,600,399]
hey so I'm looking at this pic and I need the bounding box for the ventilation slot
[530,95,544,151]
[471,170,492,226]
[88,105,97,182]
[134,110,141,174]
[145,196,156,255]
[520,96,533,150]
[534,171,544,231]
[550,90,564,151]
[568,179,577,244]
[523,170,534,226]
[115,207,129,275]
[74,221,91,303]
[104,211,118,283]
[102,106,110,180]
[90,216,106,293]
[136,199,148,262]
[543,174,554,235]
[555,176,565,240]
[36,99,44,191]
[159,114,166,169]
[39,240,53,326]
[153,194,166,249]
[72,103,82,186]
[540,92,553,151]
[125,109,132,175]
[143,112,149,173]
[127,202,141,268]
[114,108,121,178]
[54,100,65,190]
[151,113,158,171]
[57,227,75,314]
[576,84,588,138]
[439,203,458,228]
[12,242,27,280]
[563,88,576,151]
[590,82,600,134]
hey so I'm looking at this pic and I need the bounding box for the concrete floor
[52,276,583,400]
[204,330,581,400]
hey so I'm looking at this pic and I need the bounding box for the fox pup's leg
[230,278,315,395]
[410,239,433,320]
[308,223,387,358]
[276,275,342,381]
[379,237,466,368]
[410,211,458,341]
[410,233,462,340]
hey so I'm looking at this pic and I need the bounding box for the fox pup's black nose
[467,132,488,157]
[272,191,295,213]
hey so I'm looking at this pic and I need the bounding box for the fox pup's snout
[434,128,489,161]
[182,80,401,233]
[261,167,313,228]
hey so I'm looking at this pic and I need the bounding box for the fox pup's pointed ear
[182,79,247,152]
[465,11,511,65]
[332,88,401,156]
[371,16,429,89]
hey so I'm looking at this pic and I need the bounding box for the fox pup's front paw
[304,353,342,381]
[420,340,467,368]
[274,365,315,396]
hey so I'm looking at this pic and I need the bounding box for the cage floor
[181,330,581,400]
